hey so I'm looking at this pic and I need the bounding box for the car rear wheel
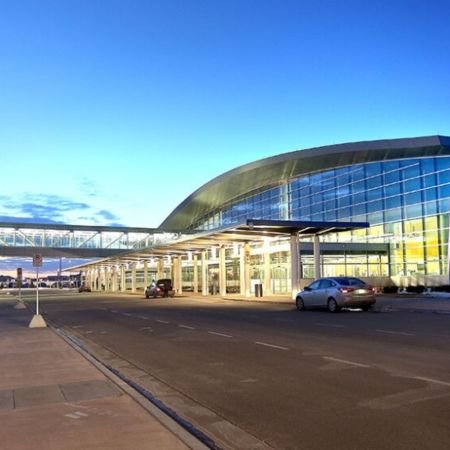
[328,298,340,313]
[296,297,305,311]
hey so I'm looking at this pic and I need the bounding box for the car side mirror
[304,286,311,291]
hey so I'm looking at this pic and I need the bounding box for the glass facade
[192,157,450,279]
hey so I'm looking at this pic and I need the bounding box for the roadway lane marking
[208,331,233,338]
[136,315,149,320]
[413,376,450,387]
[179,324,195,330]
[323,356,370,368]
[110,310,118,313]
[156,319,169,324]
[315,323,344,328]
[139,327,153,331]
[376,329,415,336]
[255,341,289,351]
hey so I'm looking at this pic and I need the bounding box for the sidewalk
[222,292,450,314]
[0,300,207,450]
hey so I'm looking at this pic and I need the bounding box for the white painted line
[123,313,133,317]
[85,331,94,334]
[254,341,289,351]
[139,327,153,331]
[65,414,81,419]
[208,331,233,338]
[136,315,149,320]
[316,322,344,328]
[376,329,415,336]
[413,376,450,387]
[110,310,118,313]
[323,356,370,368]
[156,319,169,324]
[179,324,195,330]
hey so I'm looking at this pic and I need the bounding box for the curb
[50,325,211,450]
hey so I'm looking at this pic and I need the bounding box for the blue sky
[1,0,450,273]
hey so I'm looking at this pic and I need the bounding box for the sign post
[29,254,47,328]
[14,267,26,310]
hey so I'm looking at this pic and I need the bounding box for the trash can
[255,283,263,297]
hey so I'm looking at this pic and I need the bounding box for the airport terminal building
[81,135,450,296]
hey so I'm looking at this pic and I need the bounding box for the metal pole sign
[17,267,22,301]
[32,254,43,316]
[33,254,43,267]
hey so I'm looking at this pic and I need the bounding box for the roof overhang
[65,219,369,270]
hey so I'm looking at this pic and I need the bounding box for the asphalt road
[20,292,450,450]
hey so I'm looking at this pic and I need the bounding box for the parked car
[145,279,174,298]
[295,277,376,312]
[78,284,91,293]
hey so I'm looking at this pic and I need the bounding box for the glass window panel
[338,195,350,207]
[404,191,422,205]
[353,191,366,204]
[422,173,437,188]
[383,160,400,171]
[311,193,323,205]
[439,184,450,198]
[353,180,365,193]
[337,172,350,185]
[366,187,382,201]
[438,170,450,184]
[385,208,402,222]
[367,211,383,225]
[404,204,423,219]
[350,165,365,181]
[424,201,438,216]
[367,200,383,212]
[366,175,382,189]
[325,210,337,221]
[336,185,351,196]
[353,203,366,215]
[365,162,382,177]
[337,207,351,219]
[302,196,311,207]
[384,170,401,184]
[300,186,310,197]
[324,199,336,210]
[404,178,421,192]
[438,198,450,213]
[424,187,437,201]
[299,205,311,218]
[403,164,421,179]
[421,158,435,174]
[435,157,450,171]
[384,183,401,196]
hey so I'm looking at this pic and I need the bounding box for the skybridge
[0,222,183,259]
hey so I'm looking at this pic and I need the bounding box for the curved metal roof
[160,135,450,231]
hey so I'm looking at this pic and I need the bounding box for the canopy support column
[201,251,208,296]
[314,234,321,279]
[290,234,300,300]
[193,254,199,293]
[219,246,227,296]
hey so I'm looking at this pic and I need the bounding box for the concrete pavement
[0,300,208,450]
